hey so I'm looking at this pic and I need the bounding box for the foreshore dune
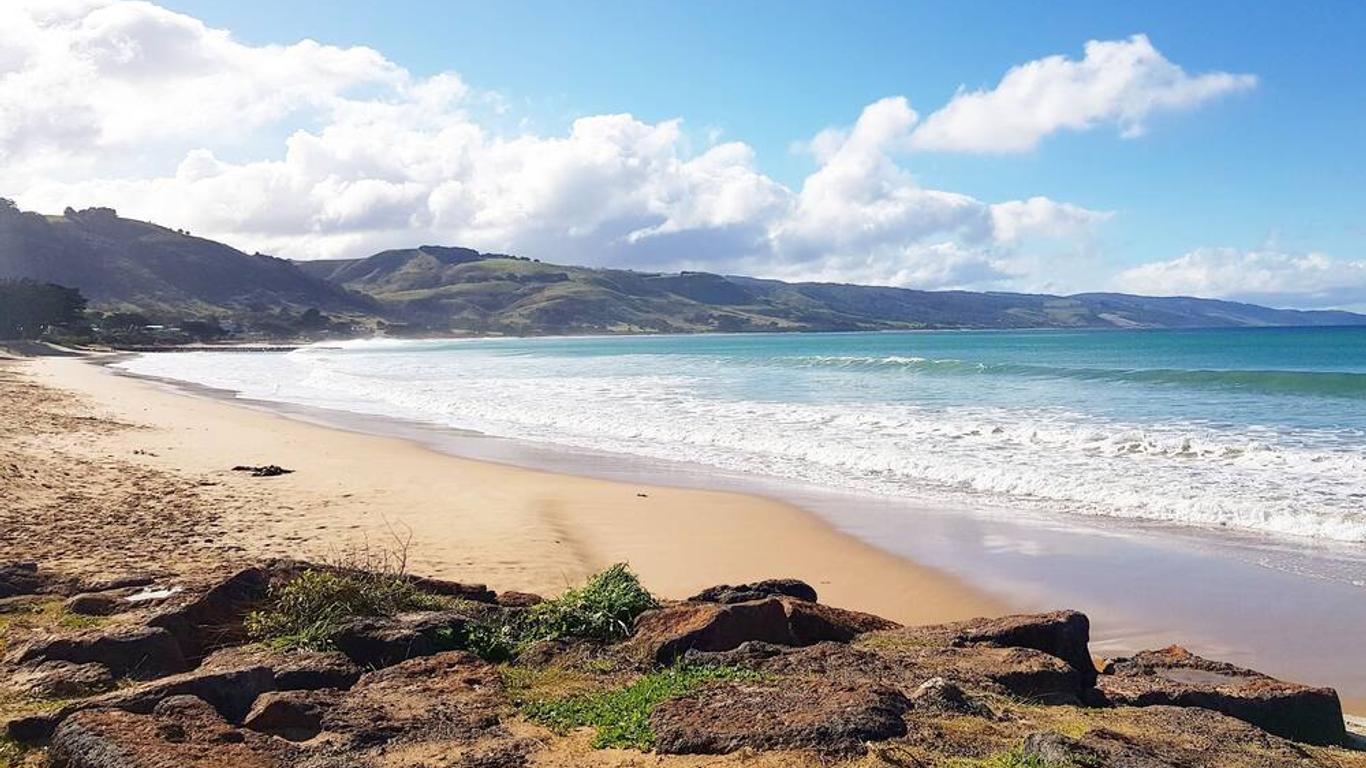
[6,356,1003,626]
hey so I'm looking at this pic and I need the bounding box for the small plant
[245,569,448,650]
[0,735,25,768]
[941,749,1090,768]
[523,563,658,645]
[517,664,763,750]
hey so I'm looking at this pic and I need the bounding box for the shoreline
[12,354,1365,716]
[21,355,1006,627]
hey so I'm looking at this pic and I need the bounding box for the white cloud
[911,35,1256,153]
[1115,247,1366,308]
[2,2,1165,291]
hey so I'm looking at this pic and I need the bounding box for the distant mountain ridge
[2,204,1363,335]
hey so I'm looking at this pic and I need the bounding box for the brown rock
[495,590,544,608]
[322,651,504,746]
[1022,729,1177,768]
[687,578,819,605]
[200,646,361,691]
[783,599,899,643]
[330,609,470,667]
[146,567,271,661]
[48,695,295,768]
[242,689,340,741]
[908,677,993,718]
[9,661,115,698]
[879,610,1097,689]
[403,574,497,603]
[651,679,910,755]
[0,562,48,598]
[8,625,188,679]
[64,593,126,617]
[1097,646,1346,746]
[630,599,795,664]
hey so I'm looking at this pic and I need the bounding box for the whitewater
[116,327,1366,544]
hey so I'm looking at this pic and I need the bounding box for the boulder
[495,590,544,608]
[64,593,127,617]
[907,677,993,718]
[404,574,498,603]
[242,689,340,742]
[48,695,295,768]
[873,610,1097,688]
[0,562,48,598]
[630,599,795,664]
[651,679,910,755]
[1021,729,1177,768]
[321,651,504,747]
[762,642,1083,705]
[783,599,899,643]
[331,609,470,667]
[1096,646,1346,746]
[8,625,187,679]
[687,579,819,605]
[9,661,115,698]
[147,567,271,660]
[200,646,361,691]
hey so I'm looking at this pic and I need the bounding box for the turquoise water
[120,326,1366,543]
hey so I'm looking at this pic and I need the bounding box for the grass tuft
[514,664,763,750]
[940,748,1096,768]
[245,569,449,651]
[523,563,659,645]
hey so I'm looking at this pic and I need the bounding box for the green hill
[2,203,1362,336]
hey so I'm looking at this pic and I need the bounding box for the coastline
[10,354,1364,717]
[18,355,1005,627]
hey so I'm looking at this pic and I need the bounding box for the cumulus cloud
[7,3,1236,292]
[911,35,1256,153]
[1115,247,1366,308]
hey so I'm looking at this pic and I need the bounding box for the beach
[2,355,1003,627]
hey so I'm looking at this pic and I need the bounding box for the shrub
[523,563,658,645]
[245,569,448,651]
[517,664,762,750]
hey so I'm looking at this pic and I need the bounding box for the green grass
[513,664,763,750]
[441,564,659,662]
[244,569,451,651]
[0,735,25,768]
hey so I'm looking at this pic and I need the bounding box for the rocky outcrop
[783,599,899,643]
[200,646,361,691]
[8,625,188,679]
[48,695,295,768]
[1097,645,1347,746]
[0,562,56,598]
[330,609,470,667]
[631,599,795,663]
[8,661,114,698]
[878,610,1097,688]
[242,689,340,741]
[651,680,910,755]
[687,579,819,605]
[321,651,505,747]
[145,567,271,660]
[907,677,993,718]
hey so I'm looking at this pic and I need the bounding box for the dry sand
[2,356,1004,625]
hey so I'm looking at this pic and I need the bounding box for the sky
[2,1,1364,309]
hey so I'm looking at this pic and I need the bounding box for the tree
[0,280,87,340]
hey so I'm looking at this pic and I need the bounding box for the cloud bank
[5,1,1352,308]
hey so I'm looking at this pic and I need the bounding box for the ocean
[118,326,1366,544]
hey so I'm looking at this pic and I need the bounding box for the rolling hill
[2,204,1362,335]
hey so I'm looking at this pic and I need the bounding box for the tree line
[0,280,87,340]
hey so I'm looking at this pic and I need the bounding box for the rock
[64,593,126,617]
[681,640,794,667]
[242,689,340,741]
[403,574,499,603]
[630,599,795,664]
[8,625,188,679]
[651,679,910,755]
[783,599,899,643]
[9,661,115,698]
[873,610,1097,689]
[147,567,271,661]
[321,651,504,747]
[77,574,156,593]
[48,695,295,768]
[1096,646,1346,746]
[200,646,361,691]
[495,590,544,608]
[763,642,1083,704]
[687,578,819,605]
[331,610,470,667]
[0,562,48,598]
[908,677,992,718]
[1021,729,1177,768]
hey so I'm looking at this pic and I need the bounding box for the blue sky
[160,0,1366,268]
[5,1,1364,307]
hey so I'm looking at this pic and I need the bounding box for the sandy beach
[1,355,1003,627]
